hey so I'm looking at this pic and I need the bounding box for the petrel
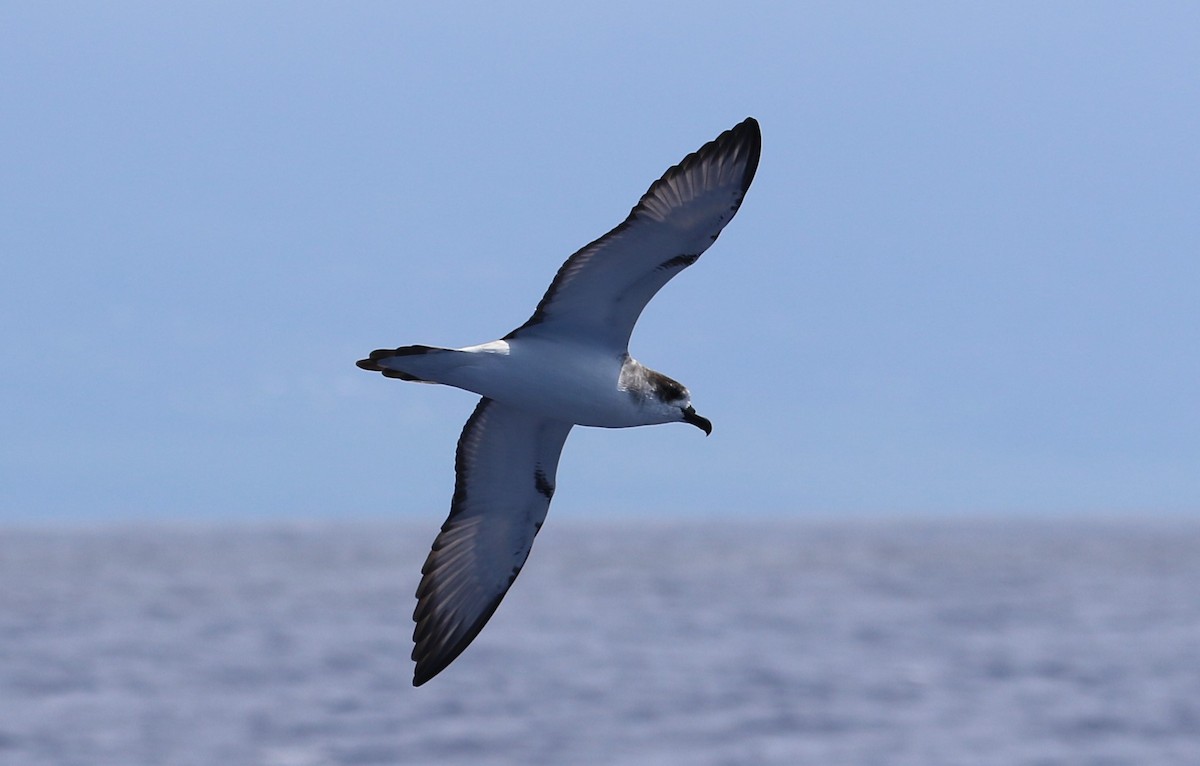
[358,117,761,685]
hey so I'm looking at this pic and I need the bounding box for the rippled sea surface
[2,518,1198,765]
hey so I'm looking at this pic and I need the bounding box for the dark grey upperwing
[411,397,573,686]
[504,117,761,352]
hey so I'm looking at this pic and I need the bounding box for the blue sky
[3,3,1197,522]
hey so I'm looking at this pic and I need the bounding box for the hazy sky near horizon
[3,3,1198,522]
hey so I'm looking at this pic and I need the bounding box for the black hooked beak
[682,405,712,436]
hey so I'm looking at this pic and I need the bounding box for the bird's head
[639,368,712,436]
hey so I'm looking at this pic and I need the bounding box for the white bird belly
[446,339,649,427]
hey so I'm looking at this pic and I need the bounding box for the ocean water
[1,518,1197,766]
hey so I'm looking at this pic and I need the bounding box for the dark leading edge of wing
[503,117,762,351]
[411,398,573,686]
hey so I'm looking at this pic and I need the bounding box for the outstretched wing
[411,397,573,686]
[505,117,761,352]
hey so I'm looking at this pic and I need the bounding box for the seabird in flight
[358,117,761,685]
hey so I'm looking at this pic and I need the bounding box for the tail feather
[356,345,464,384]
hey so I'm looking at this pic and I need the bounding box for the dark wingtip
[410,587,509,687]
[634,117,762,218]
[411,647,447,687]
[731,117,762,193]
